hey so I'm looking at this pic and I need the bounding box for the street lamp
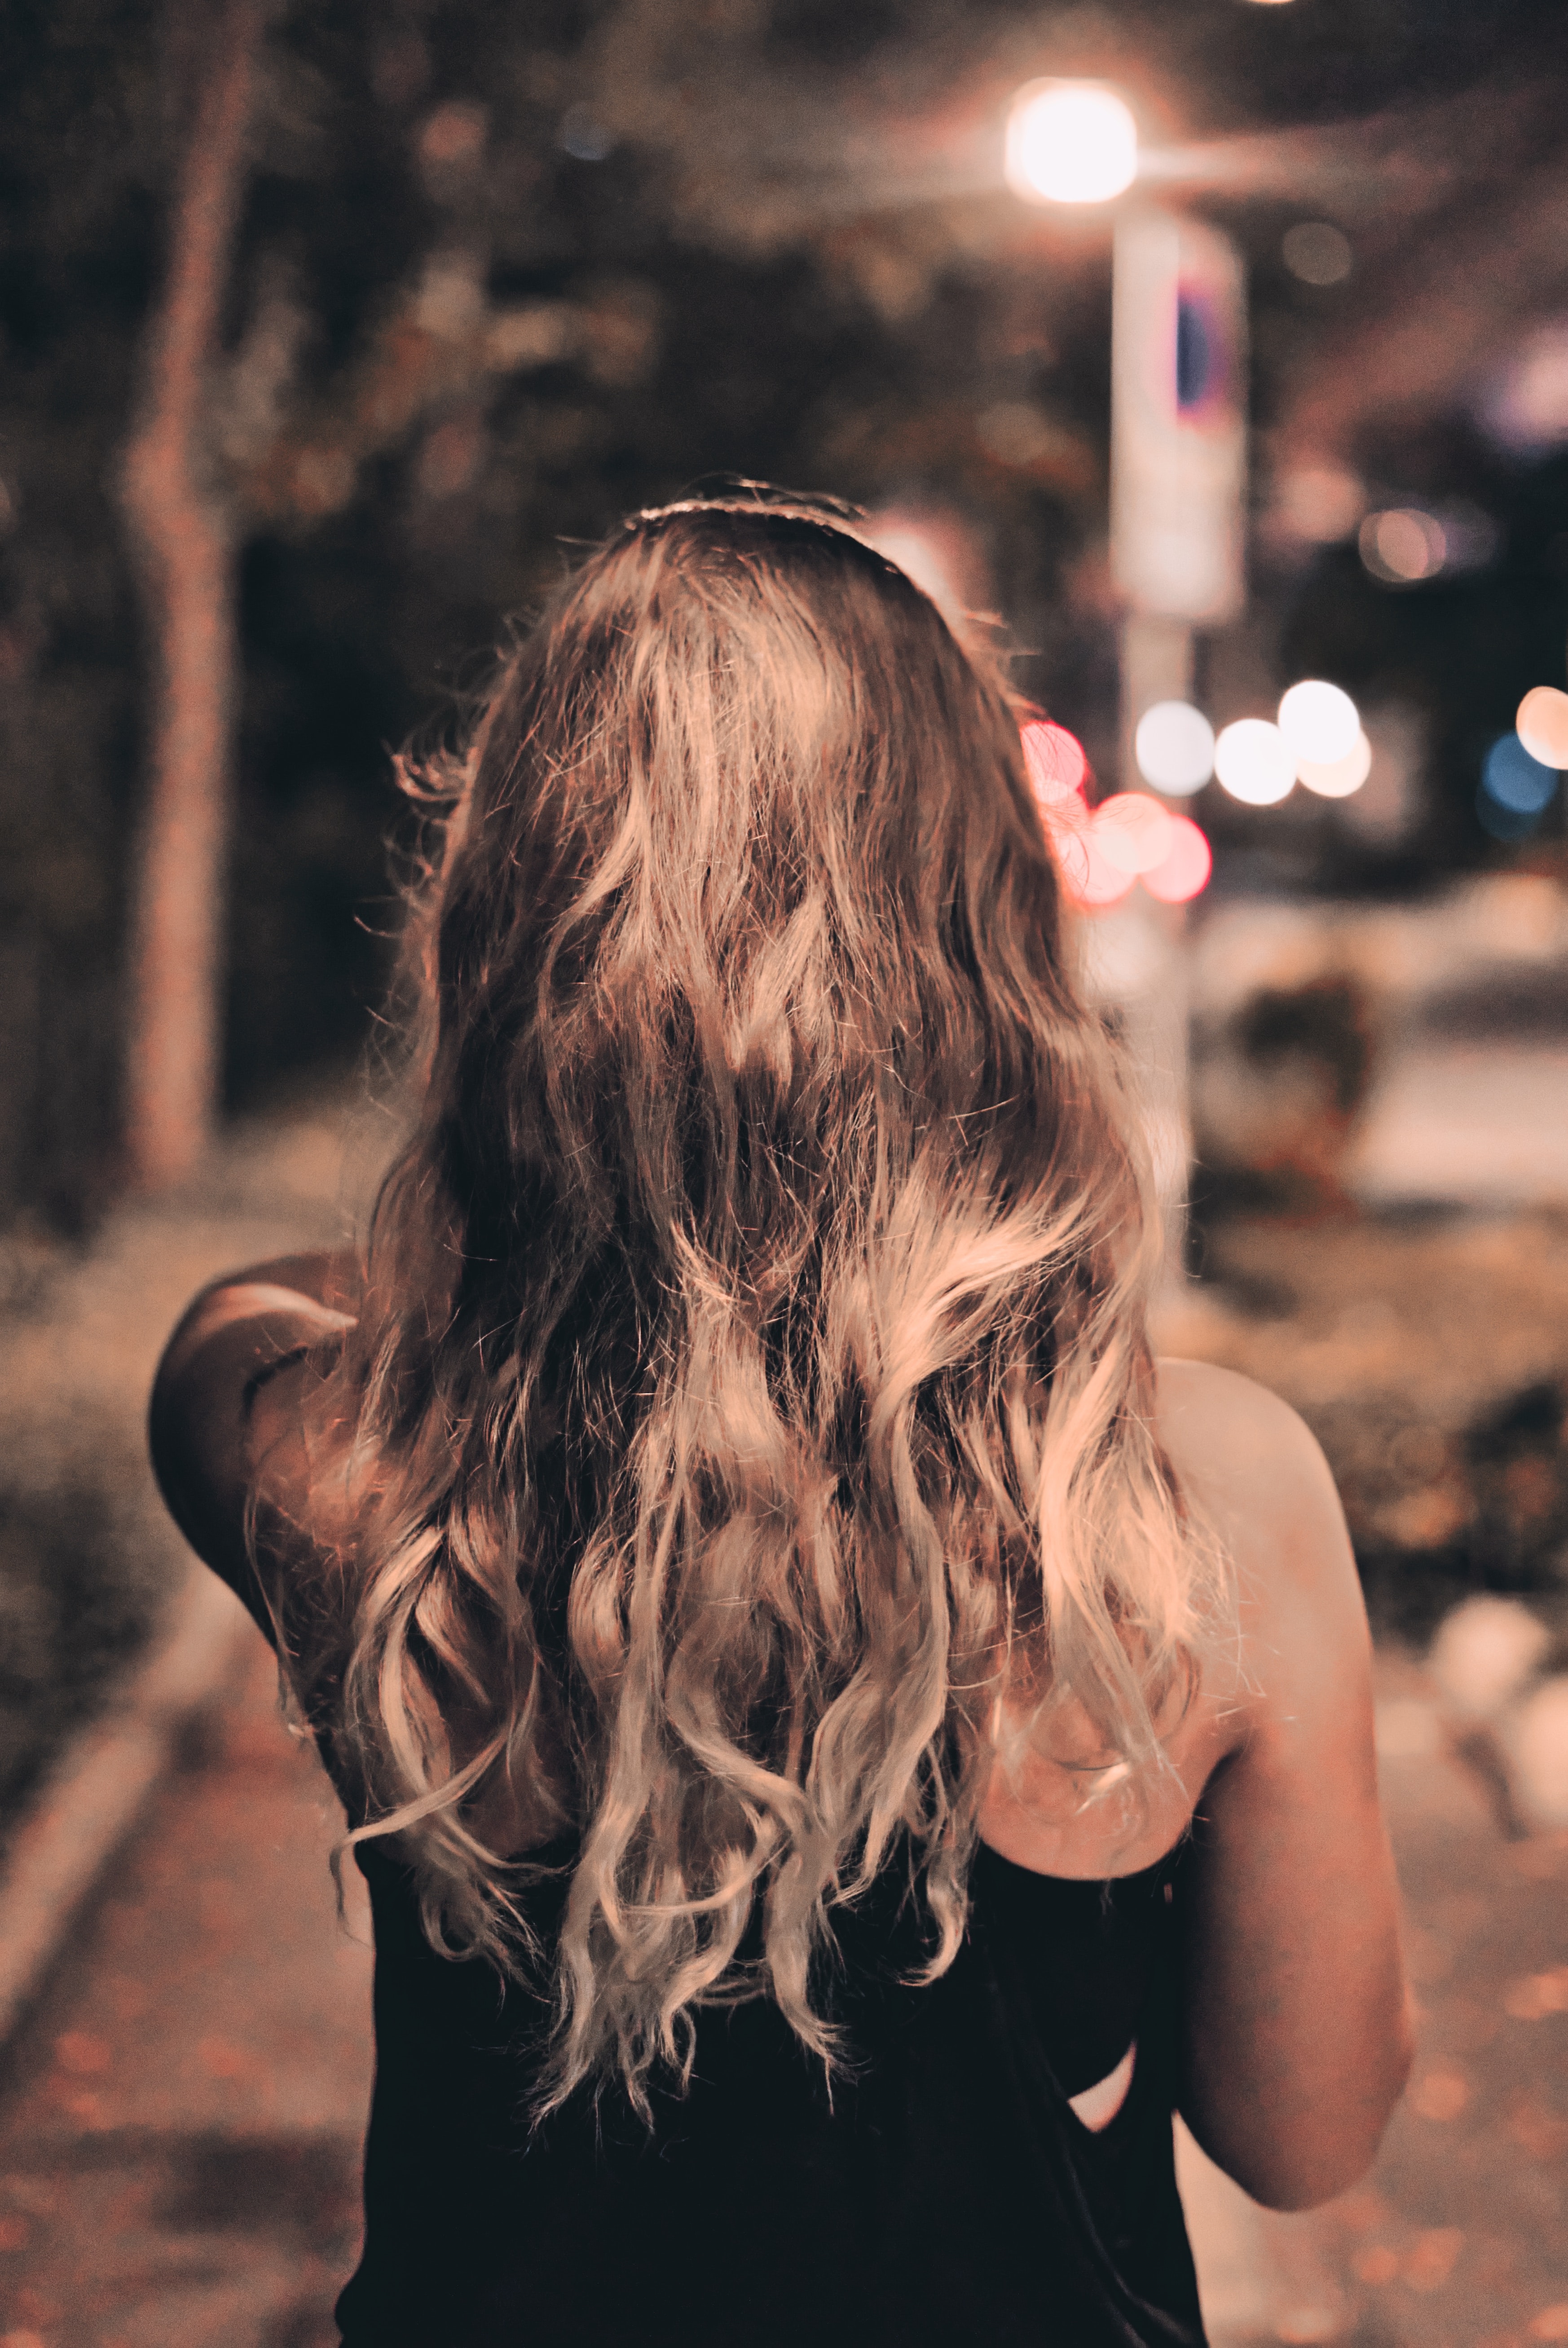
[1004,79,1243,1287]
[1005,77,1248,795]
[1004,81,1139,207]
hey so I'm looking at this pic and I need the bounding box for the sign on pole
[1111,208,1247,626]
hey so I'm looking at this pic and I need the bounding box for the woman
[151,493,1411,2347]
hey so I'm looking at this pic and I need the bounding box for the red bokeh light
[1141,814,1212,903]
[1022,719,1088,808]
[1022,722,1208,910]
[1047,802,1136,907]
[1094,792,1175,875]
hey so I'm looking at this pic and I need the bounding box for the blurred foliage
[0,1455,167,1819]
[1187,970,1378,1233]
[0,0,165,1225]
[1180,1213,1568,1643]
[0,1087,353,1833]
[1311,1375,1568,1646]
[1234,975,1373,1121]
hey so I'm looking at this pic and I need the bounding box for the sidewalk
[0,1621,1565,2344]
[1183,1654,1568,2346]
[0,1632,372,2348]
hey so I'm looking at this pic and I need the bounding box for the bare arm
[1157,1359,1414,2210]
[148,1251,358,1628]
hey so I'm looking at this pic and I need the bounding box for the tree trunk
[119,0,266,1188]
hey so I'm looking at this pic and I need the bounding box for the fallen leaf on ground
[1505,1967,1568,2020]
[1410,2068,1470,2121]
[1404,2228,1463,2291]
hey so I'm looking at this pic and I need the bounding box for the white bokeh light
[1296,730,1372,799]
[1277,679,1360,765]
[1214,718,1295,806]
[1517,685,1568,770]
[1004,82,1138,207]
[1134,701,1215,795]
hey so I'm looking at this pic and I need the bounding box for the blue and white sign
[1111,208,1247,624]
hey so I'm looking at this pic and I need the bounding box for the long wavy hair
[281,490,1229,2119]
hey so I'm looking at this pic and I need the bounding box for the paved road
[0,1637,1565,2347]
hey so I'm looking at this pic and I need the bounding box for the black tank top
[333,1833,1207,2347]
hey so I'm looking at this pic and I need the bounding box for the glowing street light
[1004,81,1138,207]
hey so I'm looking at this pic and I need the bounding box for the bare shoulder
[149,1266,355,1632]
[247,1355,339,1553]
[236,1357,357,1673]
[1154,1355,1370,1719]
[1155,1359,1338,1535]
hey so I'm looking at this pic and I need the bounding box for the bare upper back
[976,1356,1370,1881]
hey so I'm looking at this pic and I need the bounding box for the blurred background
[5,2,1568,2342]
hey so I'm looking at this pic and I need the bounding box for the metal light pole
[1004,79,1248,782]
[1005,81,1250,1289]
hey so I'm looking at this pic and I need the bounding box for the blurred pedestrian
[150,492,1411,2346]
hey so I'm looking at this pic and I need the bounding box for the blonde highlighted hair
[283,490,1229,2118]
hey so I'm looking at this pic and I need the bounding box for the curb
[0,1560,255,2061]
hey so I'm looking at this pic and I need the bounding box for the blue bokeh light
[1482,732,1558,814]
[1476,784,1544,842]
[558,106,614,162]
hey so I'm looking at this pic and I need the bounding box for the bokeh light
[1141,815,1213,903]
[1214,718,1296,805]
[1360,508,1446,584]
[1282,222,1352,285]
[1482,733,1558,816]
[1476,783,1547,843]
[1278,679,1360,765]
[1481,319,1568,456]
[1004,82,1138,207]
[1048,808,1135,907]
[1273,463,1366,545]
[1044,787,1210,907]
[1516,685,1568,770]
[1072,842,1137,905]
[557,105,615,163]
[1095,792,1175,874]
[1296,731,1373,799]
[1021,718,1088,810]
[1022,720,1113,905]
[863,506,986,629]
[1134,701,1215,794]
